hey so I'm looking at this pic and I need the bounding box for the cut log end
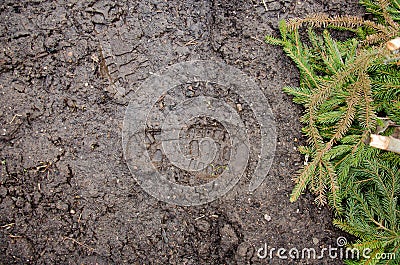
[369,134,400,154]
[386,37,400,51]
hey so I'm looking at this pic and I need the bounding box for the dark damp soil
[0,0,364,264]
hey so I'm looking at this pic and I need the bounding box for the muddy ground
[0,0,365,264]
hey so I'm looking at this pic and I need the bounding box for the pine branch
[286,13,389,34]
[290,159,317,202]
[265,2,400,263]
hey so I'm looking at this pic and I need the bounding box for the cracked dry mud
[1,1,364,264]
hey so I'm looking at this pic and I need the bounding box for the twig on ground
[262,0,268,12]
[63,236,95,252]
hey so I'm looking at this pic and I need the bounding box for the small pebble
[264,214,272,221]
[56,202,69,211]
[153,149,163,162]
[185,90,195,97]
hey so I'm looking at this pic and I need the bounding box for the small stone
[236,103,243,112]
[0,186,7,197]
[196,219,210,232]
[264,213,272,221]
[220,224,238,252]
[237,242,250,257]
[312,237,319,245]
[70,209,76,214]
[56,201,69,211]
[185,90,195,97]
[153,149,163,162]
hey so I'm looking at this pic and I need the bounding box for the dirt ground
[0,0,365,264]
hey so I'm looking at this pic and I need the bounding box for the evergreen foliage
[266,0,400,263]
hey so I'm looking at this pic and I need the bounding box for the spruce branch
[286,13,389,35]
[265,2,400,263]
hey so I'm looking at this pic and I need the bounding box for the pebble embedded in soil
[56,201,69,211]
[264,213,272,221]
[220,224,239,254]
